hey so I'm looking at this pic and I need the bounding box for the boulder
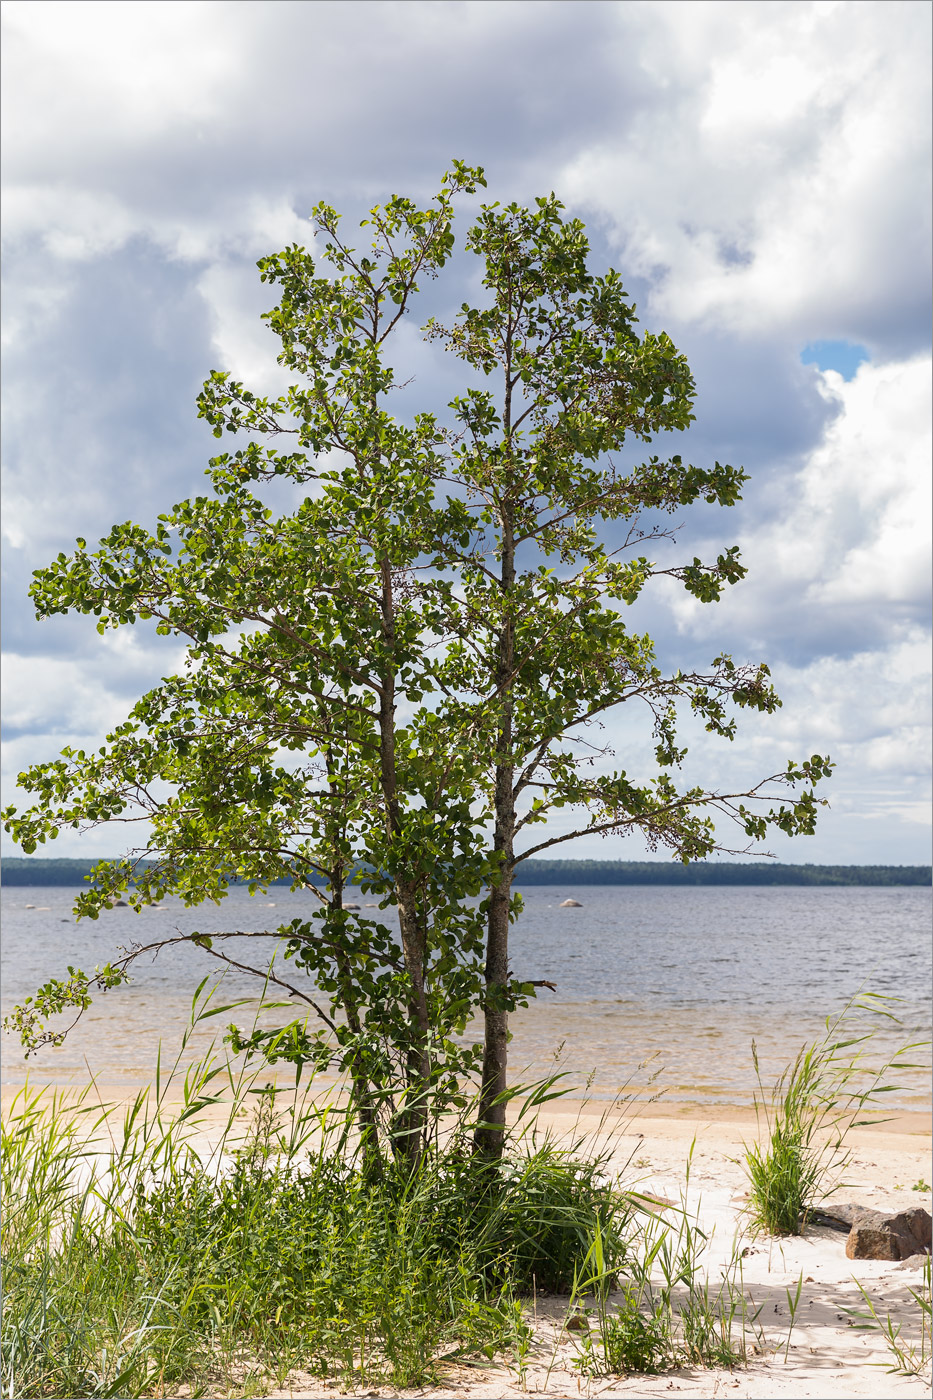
[559,898,583,907]
[845,1207,932,1261]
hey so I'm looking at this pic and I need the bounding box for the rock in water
[846,1207,932,1260]
[559,898,583,907]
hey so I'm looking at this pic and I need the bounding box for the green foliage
[3,161,833,1161]
[0,1032,651,1398]
[573,1291,672,1375]
[744,992,926,1236]
[848,1256,932,1375]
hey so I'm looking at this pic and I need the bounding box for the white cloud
[195,256,297,396]
[1,632,188,738]
[559,0,930,347]
[806,361,932,607]
[2,654,131,740]
[1,1,241,160]
[663,354,932,650]
[1,0,929,866]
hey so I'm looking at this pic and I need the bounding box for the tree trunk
[378,555,431,1165]
[331,879,385,1180]
[394,887,433,1163]
[476,316,516,1157]
[475,864,512,1155]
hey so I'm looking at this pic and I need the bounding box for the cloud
[558,0,931,356]
[1,0,929,863]
[658,354,932,662]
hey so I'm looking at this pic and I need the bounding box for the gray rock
[559,898,583,907]
[808,1203,866,1232]
[846,1207,932,1260]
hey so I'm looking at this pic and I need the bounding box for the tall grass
[0,986,640,1398]
[566,1150,762,1379]
[3,982,788,1397]
[744,991,926,1236]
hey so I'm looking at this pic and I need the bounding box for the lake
[2,884,930,1111]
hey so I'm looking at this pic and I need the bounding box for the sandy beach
[260,1102,932,1400]
[6,1082,928,1400]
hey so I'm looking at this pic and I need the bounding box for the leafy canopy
[3,163,832,1160]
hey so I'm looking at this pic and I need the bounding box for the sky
[2,0,930,867]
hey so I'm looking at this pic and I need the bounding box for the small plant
[848,1256,932,1375]
[913,1179,930,1192]
[743,991,924,1236]
[567,1151,756,1381]
[573,1291,670,1377]
[782,1272,804,1363]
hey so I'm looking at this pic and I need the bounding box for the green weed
[567,1149,758,1379]
[743,991,925,1236]
[847,1256,932,1376]
[0,991,643,1397]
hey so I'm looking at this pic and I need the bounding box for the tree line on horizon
[2,855,928,886]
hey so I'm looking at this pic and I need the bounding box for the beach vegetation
[849,1255,932,1376]
[2,1013,756,1399]
[566,1153,759,1379]
[744,992,924,1236]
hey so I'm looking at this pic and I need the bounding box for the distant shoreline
[2,856,930,887]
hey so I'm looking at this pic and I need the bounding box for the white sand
[5,1085,929,1398]
[272,1102,932,1399]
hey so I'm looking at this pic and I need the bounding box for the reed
[743,991,925,1237]
[0,987,639,1397]
[2,981,788,1396]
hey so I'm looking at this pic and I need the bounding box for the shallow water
[2,883,930,1109]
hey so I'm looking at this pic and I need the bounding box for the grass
[3,979,755,1400]
[743,991,926,1237]
[0,996,773,1399]
[849,1256,932,1376]
[2,1065,616,1397]
[564,1149,762,1380]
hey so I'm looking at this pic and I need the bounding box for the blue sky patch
[800,340,870,380]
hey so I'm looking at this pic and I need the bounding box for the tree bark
[475,592,515,1155]
[377,555,431,1164]
[476,296,517,1158]
[330,867,385,1180]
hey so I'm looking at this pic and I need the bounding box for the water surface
[2,884,929,1109]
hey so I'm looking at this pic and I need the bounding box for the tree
[4,165,832,1162]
